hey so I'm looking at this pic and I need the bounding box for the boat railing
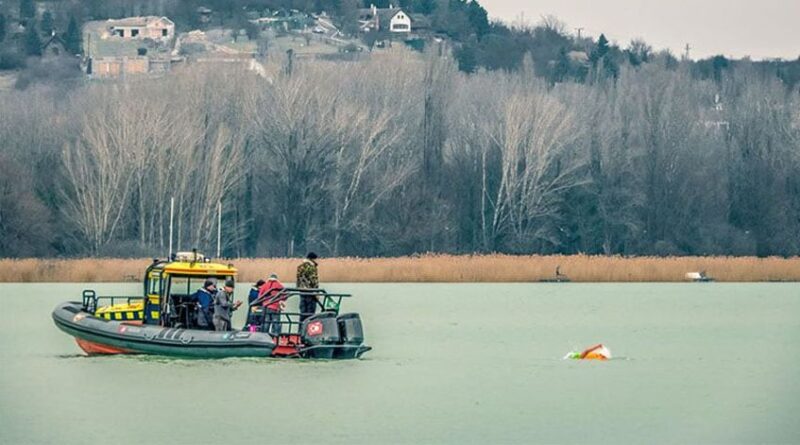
[81,290,144,315]
[246,288,351,335]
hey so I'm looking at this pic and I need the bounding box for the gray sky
[480,0,800,60]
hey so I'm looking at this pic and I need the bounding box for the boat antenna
[168,196,174,260]
[216,200,222,259]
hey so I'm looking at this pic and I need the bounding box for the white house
[358,5,412,33]
[384,8,410,32]
[106,16,175,41]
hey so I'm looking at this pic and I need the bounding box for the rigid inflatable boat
[52,300,276,357]
[51,252,371,359]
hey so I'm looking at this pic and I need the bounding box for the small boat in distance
[51,252,370,359]
[686,271,715,282]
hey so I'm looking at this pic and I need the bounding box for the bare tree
[62,89,136,253]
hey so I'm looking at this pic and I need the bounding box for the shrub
[0,49,26,70]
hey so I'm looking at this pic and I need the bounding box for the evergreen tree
[41,11,54,36]
[455,40,478,73]
[414,0,436,14]
[19,0,36,19]
[245,21,260,41]
[711,55,730,82]
[590,33,610,64]
[64,16,82,55]
[0,14,6,43]
[24,21,42,56]
[553,47,571,83]
[602,54,620,79]
[466,1,490,37]
[335,0,360,36]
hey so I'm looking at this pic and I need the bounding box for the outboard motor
[335,313,364,359]
[300,312,340,358]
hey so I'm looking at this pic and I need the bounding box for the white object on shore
[686,271,714,282]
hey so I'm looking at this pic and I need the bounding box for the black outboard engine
[300,312,341,358]
[335,313,364,359]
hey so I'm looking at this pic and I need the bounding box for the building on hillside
[104,16,175,41]
[81,16,177,78]
[568,51,590,66]
[408,13,430,33]
[87,55,172,78]
[358,5,411,33]
[41,34,68,58]
[88,56,149,78]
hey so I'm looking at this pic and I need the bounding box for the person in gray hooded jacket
[213,280,242,331]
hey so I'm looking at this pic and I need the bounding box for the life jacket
[258,279,285,311]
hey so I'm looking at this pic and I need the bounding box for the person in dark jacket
[213,280,242,331]
[193,280,217,330]
[297,252,319,322]
[245,279,266,329]
[248,280,266,306]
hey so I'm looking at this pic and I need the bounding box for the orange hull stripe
[75,338,133,355]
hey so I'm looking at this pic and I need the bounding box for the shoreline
[1,255,799,283]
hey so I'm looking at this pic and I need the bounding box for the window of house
[116,29,125,37]
[162,29,168,37]
[131,28,140,37]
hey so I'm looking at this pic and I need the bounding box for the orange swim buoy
[579,344,611,360]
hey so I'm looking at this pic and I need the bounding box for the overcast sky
[480,0,800,60]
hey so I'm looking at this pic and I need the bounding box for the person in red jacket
[258,274,285,335]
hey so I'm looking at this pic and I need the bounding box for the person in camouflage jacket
[297,252,319,321]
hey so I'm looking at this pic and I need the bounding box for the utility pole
[168,197,174,259]
[683,43,691,60]
[574,27,584,39]
[216,200,222,258]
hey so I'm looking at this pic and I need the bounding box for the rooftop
[106,16,174,28]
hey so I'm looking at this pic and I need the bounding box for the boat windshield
[168,276,232,298]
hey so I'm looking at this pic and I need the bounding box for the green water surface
[0,283,798,444]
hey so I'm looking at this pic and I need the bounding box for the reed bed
[0,255,799,283]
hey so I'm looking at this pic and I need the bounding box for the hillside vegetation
[0,50,799,258]
[0,1,799,259]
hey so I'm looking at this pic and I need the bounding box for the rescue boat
[51,252,371,359]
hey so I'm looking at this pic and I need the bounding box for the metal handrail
[250,288,351,309]
[244,287,346,336]
[81,289,143,315]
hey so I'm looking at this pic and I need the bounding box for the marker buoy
[564,343,611,360]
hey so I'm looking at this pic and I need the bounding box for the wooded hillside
[1,49,798,258]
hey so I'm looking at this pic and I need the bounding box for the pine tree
[24,21,42,56]
[466,1,490,37]
[335,0,360,36]
[0,14,7,43]
[553,47,571,83]
[414,0,436,14]
[19,0,36,19]
[590,33,610,64]
[41,11,54,36]
[455,41,478,73]
[64,16,82,55]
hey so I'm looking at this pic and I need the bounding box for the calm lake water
[0,283,798,444]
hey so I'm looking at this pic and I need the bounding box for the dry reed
[0,255,798,283]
